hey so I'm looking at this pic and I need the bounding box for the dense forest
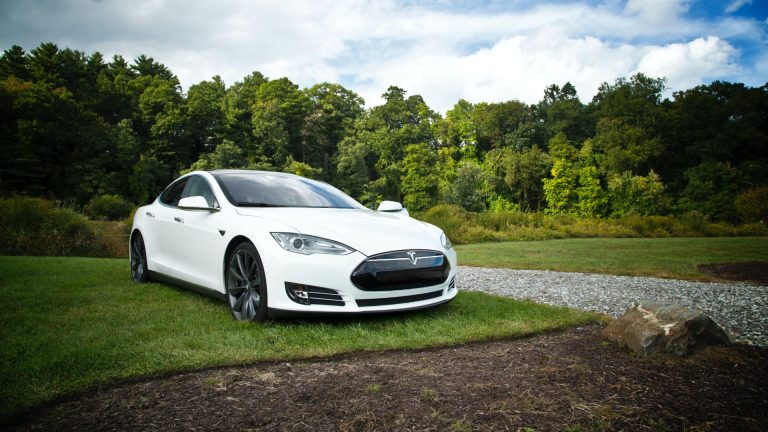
[1,43,766,222]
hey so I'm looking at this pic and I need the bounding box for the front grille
[355,289,444,307]
[285,282,345,306]
[351,250,450,291]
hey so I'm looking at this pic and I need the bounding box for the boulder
[602,302,731,356]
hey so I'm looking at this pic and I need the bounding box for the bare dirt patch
[698,261,768,285]
[11,325,767,431]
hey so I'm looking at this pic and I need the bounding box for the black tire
[226,241,268,322]
[130,232,149,283]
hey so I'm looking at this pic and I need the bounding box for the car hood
[235,207,442,256]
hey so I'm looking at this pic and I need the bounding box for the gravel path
[459,266,768,346]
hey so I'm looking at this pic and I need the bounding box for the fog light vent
[285,282,345,306]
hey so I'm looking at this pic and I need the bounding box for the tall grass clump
[0,197,97,256]
[417,205,768,244]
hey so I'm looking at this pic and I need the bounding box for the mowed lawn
[456,237,768,280]
[0,256,598,421]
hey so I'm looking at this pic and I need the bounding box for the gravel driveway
[459,266,768,346]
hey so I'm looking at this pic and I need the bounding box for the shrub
[84,194,134,221]
[734,186,768,224]
[0,197,97,256]
[419,204,471,243]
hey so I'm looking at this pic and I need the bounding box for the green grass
[0,256,599,420]
[456,237,768,280]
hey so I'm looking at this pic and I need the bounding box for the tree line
[1,43,766,222]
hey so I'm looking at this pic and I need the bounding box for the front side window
[182,176,218,207]
[212,172,364,209]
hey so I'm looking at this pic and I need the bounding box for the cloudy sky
[1,0,766,112]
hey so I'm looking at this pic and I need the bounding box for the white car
[130,170,458,321]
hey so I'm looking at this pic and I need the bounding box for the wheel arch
[129,228,142,258]
[222,235,255,285]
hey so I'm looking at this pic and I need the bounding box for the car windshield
[212,172,364,209]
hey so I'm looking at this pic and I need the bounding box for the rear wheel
[130,232,149,283]
[226,242,268,321]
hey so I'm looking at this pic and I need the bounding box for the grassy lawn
[0,256,598,420]
[456,237,768,280]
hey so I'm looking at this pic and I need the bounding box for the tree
[543,159,578,215]
[283,156,322,179]
[536,82,591,146]
[503,146,552,211]
[679,162,746,221]
[130,155,170,204]
[401,143,438,211]
[303,83,364,177]
[473,100,533,153]
[608,170,668,216]
[251,77,311,167]
[0,45,30,80]
[187,76,226,156]
[448,161,486,212]
[574,165,608,217]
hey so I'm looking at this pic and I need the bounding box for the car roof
[207,169,298,178]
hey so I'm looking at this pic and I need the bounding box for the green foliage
[130,155,170,204]
[608,170,668,216]
[447,161,486,212]
[574,165,608,217]
[734,186,768,223]
[84,194,134,221]
[401,143,439,211]
[185,140,246,173]
[417,204,767,245]
[0,197,96,256]
[283,156,322,179]
[543,159,578,214]
[679,162,746,221]
[2,42,766,223]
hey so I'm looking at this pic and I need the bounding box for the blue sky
[1,0,765,112]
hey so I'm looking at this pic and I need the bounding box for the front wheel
[226,242,268,321]
[130,232,149,283]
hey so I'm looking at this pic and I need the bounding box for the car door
[172,175,227,291]
[147,177,190,277]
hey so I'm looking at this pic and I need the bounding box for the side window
[181,176,218,207]
[159,178,189,207]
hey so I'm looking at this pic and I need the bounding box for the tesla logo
[407,251,417,265]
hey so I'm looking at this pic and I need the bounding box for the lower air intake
[355,289,443,307]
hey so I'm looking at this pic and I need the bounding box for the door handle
[145,211,155,217]
[174,217,184,223]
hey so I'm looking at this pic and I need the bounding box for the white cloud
[635,37,739,93]
[0,0,764,112]
[724,0,752,13]
[624,0,690,25]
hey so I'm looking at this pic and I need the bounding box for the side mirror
[178,196,219,212]
[377,200,409,216]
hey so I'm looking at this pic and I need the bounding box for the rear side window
[160,178,189,206]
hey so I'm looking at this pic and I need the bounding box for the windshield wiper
[237,202,288,207]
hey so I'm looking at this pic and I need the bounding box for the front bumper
[261,247,459,315]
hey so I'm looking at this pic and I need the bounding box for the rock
[602,302,731,356]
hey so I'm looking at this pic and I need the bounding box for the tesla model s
[130,170,457,321]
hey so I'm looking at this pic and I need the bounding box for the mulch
[698,261,768,285]
[8,262,768,431]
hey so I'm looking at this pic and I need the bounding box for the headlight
[271,232,356,255]
[441,232,452,250]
